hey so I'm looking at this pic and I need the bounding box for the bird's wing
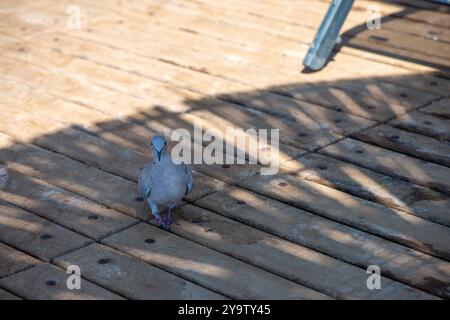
[183,163,193,195]
[137,163,153,200]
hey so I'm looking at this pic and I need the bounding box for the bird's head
[150,135,167,162]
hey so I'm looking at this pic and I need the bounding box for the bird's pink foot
[164,208,173,229]
[154,215,164,226]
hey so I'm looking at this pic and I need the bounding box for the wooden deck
[0,0,450,300]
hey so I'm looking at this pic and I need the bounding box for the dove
[135,135,193,229]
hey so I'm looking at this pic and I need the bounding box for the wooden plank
[11,0,440,104]
[394,6,450,28]
[390,111,450,142]
[0,132,147,220]
[173,0,450,91]
[83,0,450,72]
[54,3,443,106]
[326,53,450,96]
[0,54,308,160]
[187,103,345,151]
[67,17,450,98]
[191,0,450,69]
[0,200,93,261]
[168,204,434,299]
[0,263,123,300]
[10,0,450,80]
[0,132,225,220]
[0,169,138,241]
[102,222,329,299]
[344,27,450,62]
[236,173,450,260]
[202,88,378,130]
[54,243,224,300]
[0,139,324,297]
[319,138,450,195]
[322,81,438,110]
[275,86,414,122]
[354,0,450,14]
[0,165,6,191]
[352,124,450,167]
[0,102,227,198]
[0,77,306,163]
[76,10,439,113]
[93,0,450,64]
[0,288,21,300]
[219,0,450,54]
[0,41,372,151]
[282,153,450,227]
[0,103,255,189]
[223,0,450,30]
[0,33,19,47]
[0,242,41,278]
[195,186,450,298]
[5,2,447,111]
[0,78,124,136]
[420,98,450,119]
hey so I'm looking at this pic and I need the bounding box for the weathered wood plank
[0,102,227,197]
[320,138,450,195]
[9,0,450,82]
[0,200,93,261]
[206,89,378,130]
[0,263,123,300]
[102,223,330,299]
[352,124,450,167]
[344,28,450,65]
[0,131,225,220]
[275,86,428,122]
[195,186,450,298]
[50,32,429,122]
[0,132,147,220]
[83,0,450,72]
[390,111,450,142]
[218,0,450,30]
[0,77,187,154]
[196,0,450,70]
[187,103,343,151]
[420,98,450,119]
[0,54,308,160]
[4,3,446,120]
[67,17,450,97]
[0,77,306,163]
[54,243,225,300]
[168,204,434,299]
[0,242,41,278]
[57,3,443,107]
[0,42,367,151]
[282,153,450,227]
[0,288,21,300]
[325,53,450,96]
[0,169,138,241]
[7,0,440,112]
[0,103,253,191]
[236,174,450,260]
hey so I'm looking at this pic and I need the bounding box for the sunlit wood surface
[0,0,449,299]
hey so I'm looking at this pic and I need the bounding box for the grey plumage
[136,135,193,228]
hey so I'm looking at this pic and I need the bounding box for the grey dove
[135,135,193,229]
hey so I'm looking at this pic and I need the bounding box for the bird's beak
[157,151,161,161]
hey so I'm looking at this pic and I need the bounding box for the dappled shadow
[0,70,450,299]
[337,5,450,72]
[0,0,450,299]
